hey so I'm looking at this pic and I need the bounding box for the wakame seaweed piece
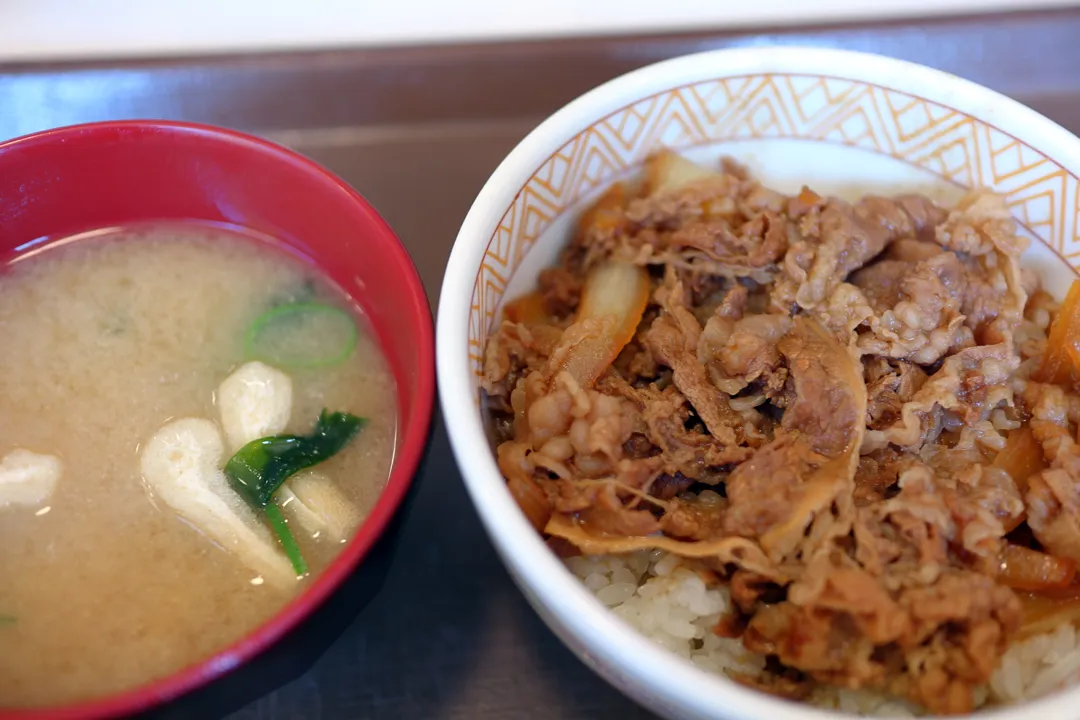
[224,410,365,576]
[286,278,318,306]
[0,615,15,625]
[245,302,358,370]
[224,410,366,508]
[264,502,308,577]
[265,277,318,309]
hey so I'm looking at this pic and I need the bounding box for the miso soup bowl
[0,121,434,719]
[437,47,1080,719]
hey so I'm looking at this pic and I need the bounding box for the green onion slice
[245,302,358,370]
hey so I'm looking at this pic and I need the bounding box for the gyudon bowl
[437,47,1080,719]
[0,121,434,719]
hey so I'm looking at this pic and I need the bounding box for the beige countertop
[2,0,1079,62]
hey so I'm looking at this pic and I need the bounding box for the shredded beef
[770,193,946,315]
[698,310,790,396]
[644,271,744,445]
[865,359,928,430]
[851,252,968,364]
[537,266,582,318]
[482,150,1062,715]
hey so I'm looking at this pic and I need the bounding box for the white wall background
[2,0,1078,63]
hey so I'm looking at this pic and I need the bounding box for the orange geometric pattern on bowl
[468,73,1080,396]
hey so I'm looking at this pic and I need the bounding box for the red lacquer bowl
[0,121,435,719]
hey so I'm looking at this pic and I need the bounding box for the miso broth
[0,224,397,706]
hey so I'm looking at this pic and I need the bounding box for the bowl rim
[437,45,1080,720]
[0,119,435,720]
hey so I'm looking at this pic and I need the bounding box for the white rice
[989,623,1080,705]
[566,551,1080,716]
[566,550,766,677]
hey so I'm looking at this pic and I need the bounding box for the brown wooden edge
[1,8,1080,140]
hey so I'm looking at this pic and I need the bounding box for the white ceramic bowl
[436,46,1080,719]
